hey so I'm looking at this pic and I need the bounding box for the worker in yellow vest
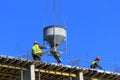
[90,56,102,69]
[32,41,46,61]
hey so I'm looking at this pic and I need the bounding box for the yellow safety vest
[32,44,42,54]
[92,60,97,65]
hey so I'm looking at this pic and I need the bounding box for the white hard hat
[34,41,38,44]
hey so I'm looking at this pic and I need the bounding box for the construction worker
[32,41,46,61]
[90,56,102,69]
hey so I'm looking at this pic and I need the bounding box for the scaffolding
[0,55,120,80]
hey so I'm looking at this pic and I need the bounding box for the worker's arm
[96,63,102,69]
[97,65,102,69]
[39,45,47,49]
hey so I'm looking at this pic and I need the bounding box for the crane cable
[43,0,49,47]
[59,0,67,54]
[53,0,67,52]
[59,0,66,26]
[43,0,49,27]
[53,0,56,49]
[53,0,56,25]
[43,0,66,26]
[53,0,66,26]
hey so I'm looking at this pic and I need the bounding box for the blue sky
[0,0,120,72]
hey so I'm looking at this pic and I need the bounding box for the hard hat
[34,41,38,44]
[96,56,100,60]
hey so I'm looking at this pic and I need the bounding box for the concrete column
[69,76,72,80]
[20,69,24,80]
[78,72,84,80]
[20,64,35,80]
[38,69,41,80]
[29,64,35,80]
[69,73,72,80]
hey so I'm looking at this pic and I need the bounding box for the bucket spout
[50,47,62,63]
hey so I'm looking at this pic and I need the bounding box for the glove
[99,67,102,69]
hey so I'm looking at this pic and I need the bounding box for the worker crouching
[90,56,102,69]
[32,41,46,61]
